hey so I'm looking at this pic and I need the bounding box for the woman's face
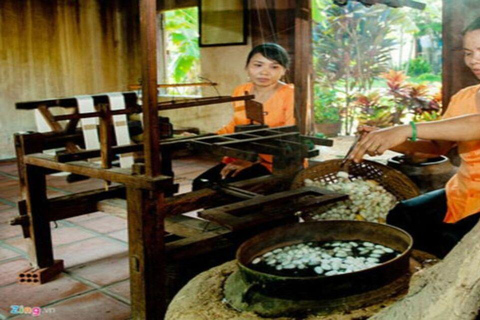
[464,29,480,79]
[246,53,286,88]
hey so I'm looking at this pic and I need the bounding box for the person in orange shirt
[192,43,295,191]
[350,17,480,258]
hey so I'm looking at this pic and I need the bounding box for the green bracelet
[409,121,417,142]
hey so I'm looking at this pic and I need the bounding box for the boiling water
[248,240,400,277]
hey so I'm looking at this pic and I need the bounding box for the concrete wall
[0,0,249,159]
[0,0,141,159]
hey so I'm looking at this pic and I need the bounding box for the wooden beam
[46,186,125,221]
[23,153,172,190]
[97,175,286,217]
[157,0,198,11]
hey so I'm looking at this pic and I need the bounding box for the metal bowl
[236,221,413,300]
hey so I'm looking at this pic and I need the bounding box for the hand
[220,159,254,179]
[356,125,379,136]
[350,125,410,162]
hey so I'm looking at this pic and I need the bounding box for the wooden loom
[9,1,337,319]
[11,88,343,319]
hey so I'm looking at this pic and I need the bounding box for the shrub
[405,57,432,77]
[314,89,341,123]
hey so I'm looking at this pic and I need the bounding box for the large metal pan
[236,221,412,300]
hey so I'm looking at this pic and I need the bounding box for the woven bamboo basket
[291,159,420,221]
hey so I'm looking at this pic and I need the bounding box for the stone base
[166,252,438,320]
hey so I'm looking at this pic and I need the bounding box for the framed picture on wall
[199,0,247,47]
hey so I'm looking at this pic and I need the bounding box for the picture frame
[199,0,247,47]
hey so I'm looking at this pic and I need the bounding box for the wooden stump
[372,221,480,320]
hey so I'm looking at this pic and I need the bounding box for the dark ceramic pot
[387,155,457,193]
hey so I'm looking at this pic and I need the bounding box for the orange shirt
[217,82,295,171]
[442,84,480,223]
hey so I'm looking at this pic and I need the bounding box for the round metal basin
[236,221,413,300]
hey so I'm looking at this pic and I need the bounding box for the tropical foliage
[164,8,201,94]
[353,70,442,128]
[312,0,404,134]
[311,0,442,134]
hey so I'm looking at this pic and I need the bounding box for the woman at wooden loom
[350,17,480,258]
[192,43,295,191]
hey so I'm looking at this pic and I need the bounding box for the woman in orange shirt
[192,43,294,191]
[350,17,480,258]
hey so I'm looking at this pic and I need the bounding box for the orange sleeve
[216,84,250,135]
[283,86,295,126]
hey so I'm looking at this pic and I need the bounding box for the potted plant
[314,88,342,137]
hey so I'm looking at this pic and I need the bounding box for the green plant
[353,92,394,128]
[405,57,432,77]
[314,89,341,123]
[312,1,403,134]
[164,7,200,93]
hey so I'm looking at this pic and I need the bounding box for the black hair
[246,43,290,69]
[463,17,480,35]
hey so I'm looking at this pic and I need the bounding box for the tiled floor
[0,137,396,319]
[0,156,215,320]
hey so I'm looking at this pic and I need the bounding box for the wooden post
[135,1,167,318]
[140,0,161,177]
[294,0,313,134]
[24,163,54,268]
[127,186,167,319]
[250,0,313,134]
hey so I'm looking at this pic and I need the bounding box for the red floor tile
[61,179,112,193]
[0,208,18,224]
[66,211,111,223]
[75,216,127,234]
[68,252,129,286]
[2,237,27,254]
[0,246,21,260]
[3,226,96,253]
[105,280,130,302]
[0,201,14,211]
[51,227,96,246]
[0,162,19,176]
[0,274,91,315]
[28,291,130,320]
[0,221,23,240]
[0,180,21,202]
[0,258,31,287]
[107,229,128,242]
[54,237,126,269]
